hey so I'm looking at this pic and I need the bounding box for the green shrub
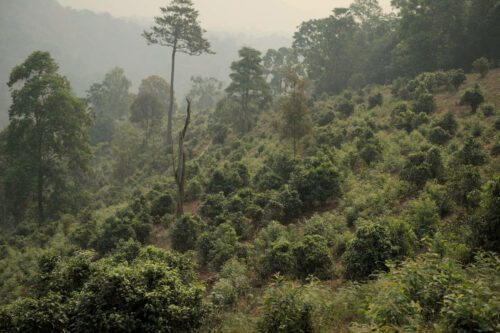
[207,162,250,195]
[342,223,393,281]
[472,57,490,78]
[405,198,440,240]
[436,112,458,135]
[200,192,226,225]
[254,166,284,191]
[401,148,443,188]
[197,223,240,269]
[471,176,500,252]
[480,103,496,117]
[291,154,341,208]
[337,98,355,117]
[368,93,383,109]
[460,84,485,113]
[0,247,207,333]
[392,103,429,132]
[93,217,137,255]
[428,126,452,144]
[293,235,332,280]
[171,214,203,253]
[150,192,175,218]
[448,165,482,208]
[491,137,500,156]
[209,123,229,144]
[457,137,487,166]
[448,68,466,90]
[261,238,296,277]
[210,258,250,307]
[413,93,436,114]
[258,280,314,333]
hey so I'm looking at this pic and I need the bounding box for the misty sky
[57,0,393,34]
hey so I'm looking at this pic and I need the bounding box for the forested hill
[0,0,290,127]
[0,0,499,332]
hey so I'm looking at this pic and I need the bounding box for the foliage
[5,51,92,223]
[171,214,203,252]
[368,93,383,109]
[471,176,500,253]
[342,223,393,281]
[258,280,314,333]
[460,84,485,113]
[280,72,312,155]
[88,67,132,144]
[197,223,241,269]
[291,153,341,208]
[0,247,207,332]
[226,47,272,133]
[293,235,332,280]
[472,57,490,78]
[143,0,212,143]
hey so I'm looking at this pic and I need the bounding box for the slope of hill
[0,63,498,331]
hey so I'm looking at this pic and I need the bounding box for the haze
[57,0,393,33]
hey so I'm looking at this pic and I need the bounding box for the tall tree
[186,76,223,111]
[226,47,272,134]
[172,99,191,217]
[5,51,92,223]
[263,47,302,96]
[130,93,163,145]
[280,72,312,156]
[391,0,468,74]
[293,9,359,94]
[130,76,170,145]
[87,67,131,144]
[143,0,212,146]
[138,75,173,111]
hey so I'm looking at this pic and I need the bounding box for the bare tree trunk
[167,43,177,147]
[173,99,191,217]
[36,123,44,225]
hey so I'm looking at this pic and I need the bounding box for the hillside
[1,64,499,330]
[0,0,499,332]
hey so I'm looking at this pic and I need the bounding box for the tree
[138,75,172,110]
[130,93,163,145]
[280,72,312,155]
[226,47,272,133]
[172,99,191,217]
[460,84,485,113]
[143,0,212,145]
[391,0,468,75]
[187,76,223,111]
[130,76,171,144]
[472,57,490,78]
[87,67,132,144]
[5,51,92,223]
[263,47,302,95]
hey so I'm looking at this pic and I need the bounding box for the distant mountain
[0,0,291,127]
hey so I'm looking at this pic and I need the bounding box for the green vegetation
[0,0,499,332]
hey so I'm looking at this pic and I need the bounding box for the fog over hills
[0,0,291,127]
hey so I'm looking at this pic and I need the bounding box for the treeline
[285,0,500,95]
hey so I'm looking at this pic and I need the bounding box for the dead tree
[172,99,191,217]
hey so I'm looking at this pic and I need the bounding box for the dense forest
[0,0,499,332]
